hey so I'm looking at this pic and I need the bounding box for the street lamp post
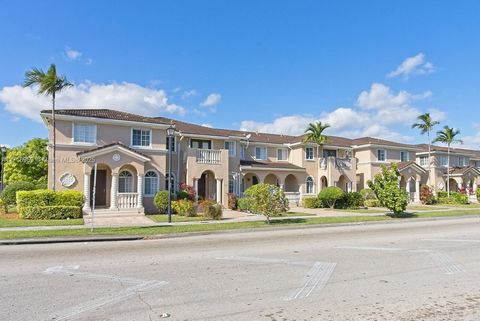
[166,125,175,223]
[0,146,6,192]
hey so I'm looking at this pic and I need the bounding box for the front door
[90,170,107,207]
[198,173,206,199]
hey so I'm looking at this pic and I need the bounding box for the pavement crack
[137,291,155,320]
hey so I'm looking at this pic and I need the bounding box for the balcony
[195,149,222,164]
[335,158,352,169]
[319,157,353,170]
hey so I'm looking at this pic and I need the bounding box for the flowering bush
[172,199,196,216]
[179,183,196,201]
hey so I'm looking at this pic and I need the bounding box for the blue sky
[1,0,480,148]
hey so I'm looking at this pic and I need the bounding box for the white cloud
[240,115,316,136]
[0,81,186,122]
[201,93,221,107]
[428,108,447,122]
[182,89,197,99]
[65,47,82,61]
[387,53,435,79]
[201,123,212,128]
[319,107,370,130]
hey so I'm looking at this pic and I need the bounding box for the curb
[0,235,143,245]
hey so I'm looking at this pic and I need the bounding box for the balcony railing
[335,158,352,169]
[117,193,138,209]
[196,149,222,164]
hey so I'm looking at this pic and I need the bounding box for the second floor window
[475,160,480,168]
[224,141,236,157]
[240,146,246,159]
[255,147,267,160]
[132,129,151,147]
[377,149,386,162]
[400,151,410,162]
[166,136,175,152]
[458,156,466,167]
[439,156,448,167]
[73,123,96,144]
[419,156,428,166]
[277,148,288,161]
[305,147,314,160]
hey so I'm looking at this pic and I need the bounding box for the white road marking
[426,250,465,275]
[422,238,480,243]
[216,256,336,300]
[43,265,167,321]
[286,262,336,301]
[336,246,407,251]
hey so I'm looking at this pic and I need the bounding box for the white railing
[285,192,301,205]
[196,149,222,164]
[335,158,352,169]
[117,193,138,209]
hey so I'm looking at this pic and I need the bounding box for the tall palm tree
[303,121,330,190]
[24,64,72,191]
[433,126,463,196]
[412,113,440,183]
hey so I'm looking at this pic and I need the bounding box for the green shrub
[244,183,288,223]
[176,190,189,200]
[302,197,320,208]
[477,187,480,200]
[55,190,84,206]
[318,187,344,209]
[337,192,364,209]
[367,164,407,217]
[153,191,170,213]
[364,199,381,207]
[360,188,376,200]
[20,206,81,219]
[17,190,55,208]
[172,199,195,216]
[0,198,6,214]
[228,193,237,210]
[237,198,252,212]
[437,191,468,205]
[203,203,223,220]
[0,181,36,206]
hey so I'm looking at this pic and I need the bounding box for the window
[132,129,151,147]
[255,147,267,160]
[228,175,234,194]
[277,148,288,161]
[323,149,337,158]
[240,146,246,159]
[144,171,159,196]
[73,123,96,144]
[439,156,448,167]
[475,160,480,168]
[458,156,466,167]
[166,136,175,152]
[191,139,211,149]
[377,149,386,162]
[165,173,175,192]
[305,147,314,160]
[118,170,134,193]
[419,156,428,166]
[225,141,236,157]
[306,177,314,194]
[400,151,410,162]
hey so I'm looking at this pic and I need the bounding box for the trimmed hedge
[437,191,468,205]
[0,181,36,206]
[336,192,363,209]
[16,189,84,220]
[21,206,82,219]
[302,197,320,208]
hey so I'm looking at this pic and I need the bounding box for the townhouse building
[40,109,480,215]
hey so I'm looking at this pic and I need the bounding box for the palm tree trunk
[52,92,56,191]
[447,144,450,197]
[427,130,431,185]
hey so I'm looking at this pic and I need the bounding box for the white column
[83,173,91,212]
[193,178,199,204]
[110,173,119,210]
[406,178,411,203]
[137,174,144,210]
[216,178,222,204]
[415,179,420,203]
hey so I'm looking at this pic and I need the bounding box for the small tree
[318,186,344,209]
[367,163,408,217]
[153,190,169,213]
[4,138,48,185]
[244,183,288,224]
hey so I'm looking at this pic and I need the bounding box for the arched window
[165,173,175,192]
[144,171,159,196]
[306,177,314,194]
[119,170,134,193]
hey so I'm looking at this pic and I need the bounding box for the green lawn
[148,214,213,223]
[400,209,480,218]
[280,212,316,217]
[0,215,391,239]
[406,205,449,211]
[331,208,387,214]
[0,217,84,227]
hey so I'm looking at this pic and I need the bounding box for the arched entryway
[448,178,458,192]
[337,175,348,192]
[284,174,299,192]
[264,173,280,187]
[242,173,259,193]
[198,170,216,201]
[320,176,328,190]
[90,164,112,208]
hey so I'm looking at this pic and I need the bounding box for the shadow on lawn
[268,218,307,225]
[386,212,418,218]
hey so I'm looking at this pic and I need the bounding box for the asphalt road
[2,218,480,321]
